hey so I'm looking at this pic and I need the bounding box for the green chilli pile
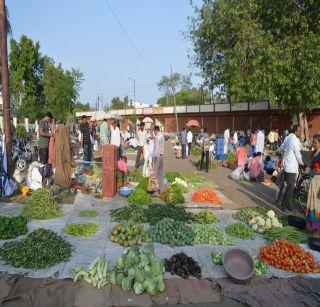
[109,223,149,247]
[225,223,255,240]
[22,188,63,220]
[64,223,98,237]
[192,224,234,245]
[110,205,147,223]
[0,229,73,269]
[0,215,28,239]
[149,218,194,246]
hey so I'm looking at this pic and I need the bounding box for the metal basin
[223,249,254,283]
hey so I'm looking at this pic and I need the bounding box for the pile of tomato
[191,188,222,205]
[259,239,320,274]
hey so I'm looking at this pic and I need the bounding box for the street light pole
[0,0,12,176]
[128,77,136,104]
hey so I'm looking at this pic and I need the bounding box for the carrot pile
[191,188,222,204]
[259,239,320,274]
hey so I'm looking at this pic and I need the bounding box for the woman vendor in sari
[306,134,320,232]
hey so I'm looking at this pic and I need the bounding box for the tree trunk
[298,111,309,144]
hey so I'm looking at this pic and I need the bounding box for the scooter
[12,139,33,172]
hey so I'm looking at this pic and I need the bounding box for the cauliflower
[252,224,259,232]
[265,220,272,229]
[249,218,256,225]
[258,228,264,233]
[267,210,276,219]
[258,219,266,227]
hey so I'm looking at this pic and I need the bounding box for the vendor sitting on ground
[248,152,265,181]
[263,155,277,175]
[117,156,129,187]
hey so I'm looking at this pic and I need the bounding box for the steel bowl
[287,215,306,229]
[223,249,254,283]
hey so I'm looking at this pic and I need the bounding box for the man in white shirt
[223,128,230,154]
[135,123,148,169]
[233,131,238,150]
[153,125,165,193]
[280,125,304,212]
[110,121,121,157]
[255,128,265,154]
[187,128,193,156]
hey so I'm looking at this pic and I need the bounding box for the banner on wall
[152,107,164,115]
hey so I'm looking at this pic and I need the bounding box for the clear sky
[7,0,202,108]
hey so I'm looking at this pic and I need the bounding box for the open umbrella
[186,119,200,127]
[142,117,153,123]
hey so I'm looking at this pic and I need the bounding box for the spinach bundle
[0,215,28,239]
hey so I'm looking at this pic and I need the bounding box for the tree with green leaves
[74,102,91,112]
[189,0,320,140]
[108,96,124,110]
[9,35,44,119]
[157,73,192,132]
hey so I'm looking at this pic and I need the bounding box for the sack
[231,166,243,180]
[1,175,16,196]
[147,171,159,192]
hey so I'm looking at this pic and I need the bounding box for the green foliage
[22,188,63,220]
[15,126,27,139]
[184,172,214,189]
[192,224,234,245]
[189,0,320,113]
[128,189,152,206]
[136,177,149,191]
[64,223,98,237]
[232,206,269,223]
[225,223,256,240]
[192,144,202,156]
[165,172,184,184]
[110,205,147,223]
[194,210,219,224]
[128,169,143,183]
[159,185,185,205]
[78,210,99,218]
[74,102,91,112]
[149,218,194,246]
[0,215,28,239]
[9,35,84,121]
[0,229,73,269]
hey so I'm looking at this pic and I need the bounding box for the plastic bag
[231,166,243,180]
[147,172,159,192]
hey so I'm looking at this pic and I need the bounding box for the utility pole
[170,63,178,134]
[0,0,12,176]
[128,77,136,104]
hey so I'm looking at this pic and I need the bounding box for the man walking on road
[200,128,210,173]
[79,115,92,162]
[280,125,304,212]
[153,125,164,193]
[187,128,193,156]
[38,112,53,164]
[268,130,275,151]
[135,123,148,169]
[181,127,187,159]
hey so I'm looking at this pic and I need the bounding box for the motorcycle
[12,139,33,172]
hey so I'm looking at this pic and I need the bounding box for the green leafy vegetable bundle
[184,172,214,189]
[165,252,202,279]
[164,172,185,184]
[232,206,268,223]
[159,185,185,205]
[111,244,165,295]
[225,222,255,240]
[149,218,194,246]
[64,223,98,237]
[22,188,63,220]
[0,215,28,239]
[128,189,152,206]
[0,229,73,269]
[145,204,194,225]
[78,210,99,218]
[128,169,143,183]
[109,222,149,247]
[194,210,219,224]
[110,205,147,223]
[192,224,234,245]
[136,177,149,190]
